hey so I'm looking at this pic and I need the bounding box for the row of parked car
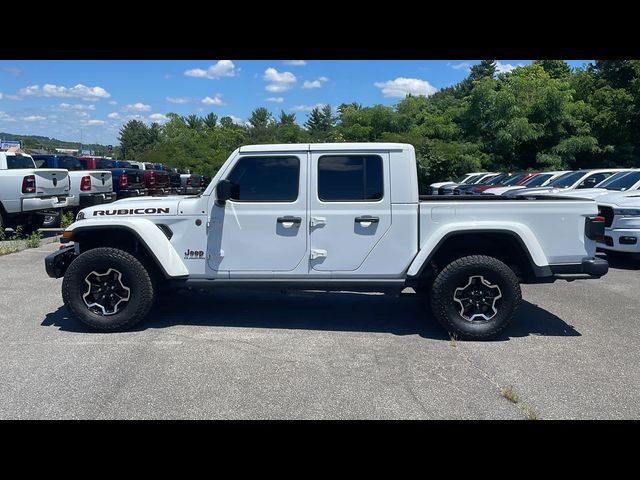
[0,148,210,231]
[430,169,640,258]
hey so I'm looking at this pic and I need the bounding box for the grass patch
[501,386,520,404]
[25,231,42,248]
[449,333,458,348]
[0,245,21,256]
[60,211,75,229]
[501,385,540,420]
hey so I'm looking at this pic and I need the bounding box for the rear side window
[226,156,300,202]
[60,156,83,170]
[318,155,383,201]
[6,154,36,169]
[96,159,115,169]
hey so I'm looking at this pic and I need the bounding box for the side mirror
[216,179,233,206]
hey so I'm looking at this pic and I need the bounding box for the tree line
[116,60,640,192]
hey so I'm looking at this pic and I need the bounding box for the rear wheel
[19,215,45,235]
[62,247,155,331]
[430,255,521,339]
[43,213,61,228]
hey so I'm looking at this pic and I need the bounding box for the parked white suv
[549,169,640,200]
[483,171,570,196]
[511,169,627,197]
[429,172,491,195]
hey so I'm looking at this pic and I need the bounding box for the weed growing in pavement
[26,231,42,248]
[60,211,74,229]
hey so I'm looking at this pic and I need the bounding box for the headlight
[76,211,85,221]
[613,209,640,217]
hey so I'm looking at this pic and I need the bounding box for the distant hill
[0,132,114,156]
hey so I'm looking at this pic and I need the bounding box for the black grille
[598,205,614,227]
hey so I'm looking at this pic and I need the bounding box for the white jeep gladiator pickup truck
[45,143,609,339]
[0,150,72,232]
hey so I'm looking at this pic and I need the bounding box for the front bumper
[22,194,74,212]
[597,228,640,254]
[79,192,117,208]
[45,245,78,278]
[549,257,609,279]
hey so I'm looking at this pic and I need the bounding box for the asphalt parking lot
[0,243,638,419]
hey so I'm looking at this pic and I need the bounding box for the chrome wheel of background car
[82,268,131,316]
[453,275,502,322]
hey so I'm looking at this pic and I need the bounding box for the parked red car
[470,172,539,194]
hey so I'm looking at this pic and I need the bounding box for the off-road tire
[430,255,521,340]
[62,247,155,331]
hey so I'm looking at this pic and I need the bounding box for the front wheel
[430,255,521,339]
[62,247,155,331]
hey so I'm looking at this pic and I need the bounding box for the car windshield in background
[466,174,486,184]
[549,170,586,188]
[503,174,527,186]
[96,159,114,169]
[486,173,509,185]
[119,162,133,168]
[522,173,552,187]
[6,154,36,169]
[60,157,83,170]
[598,171,640,191]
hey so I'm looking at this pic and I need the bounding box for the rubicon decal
[93,207,170,216]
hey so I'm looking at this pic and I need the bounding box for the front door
[309,151,392,271]
[207,153,308,273]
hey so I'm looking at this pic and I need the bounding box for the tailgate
[155,171,170,187]
[125,169,145,188]
[34,169,69,196]
[89,171,113,193]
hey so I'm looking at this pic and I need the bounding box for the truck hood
[482,185,526,195]
[547,188,612,199]
[596,190,640,207]
[78,195,183,219]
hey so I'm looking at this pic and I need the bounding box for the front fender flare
[63,218,189,278]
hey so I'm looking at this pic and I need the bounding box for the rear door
[309,150,391,271]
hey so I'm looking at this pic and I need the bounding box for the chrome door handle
[355,216,379,224]
[277,216,302,224]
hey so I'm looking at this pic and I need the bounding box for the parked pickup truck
[1,150,72,233]
[180,171,204,195]
[596,190,640,257]
[46,143,608,338]
[127,162,171,196]
[78,157,147,199]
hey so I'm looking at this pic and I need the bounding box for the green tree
[118,120,151,160]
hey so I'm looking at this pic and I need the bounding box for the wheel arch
[65,221,189,279]
[409,229,552,282]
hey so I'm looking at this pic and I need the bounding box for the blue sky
[0,60,591,146]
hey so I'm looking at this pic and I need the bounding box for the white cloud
[290,103,327,112]
[201,94,225,106]
[3,67,22,76]
[0,111,16,122]
[86,119,105,125]
[264,68,296,92]
[23,115,46,122]
[74,111,90,118]
[166,96,191,104]
[107,112,120,119]
[495,61,524,74]
[302,76,329,89]
[228,115,244,125]
[267,97,284,103]
[19,83,111,99]
[283,60,306,66]
[108,100,117,105]
[374,77,437,98]
[184,60,238,79]
[59,103,96,111]
[149,113,169,124]
[123,102,151,112]
[450,62,471,71]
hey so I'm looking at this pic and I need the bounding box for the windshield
[503,173,528,186]
[96,159,115,169]
[549,171,586,188]
[597,171,640,191]
[522,173,552,187]
[59,156,83,170]
[119,161,133,168]
[5,154,36,169]
[485,173,510,185]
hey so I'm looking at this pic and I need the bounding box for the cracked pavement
[0,243,638,419]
